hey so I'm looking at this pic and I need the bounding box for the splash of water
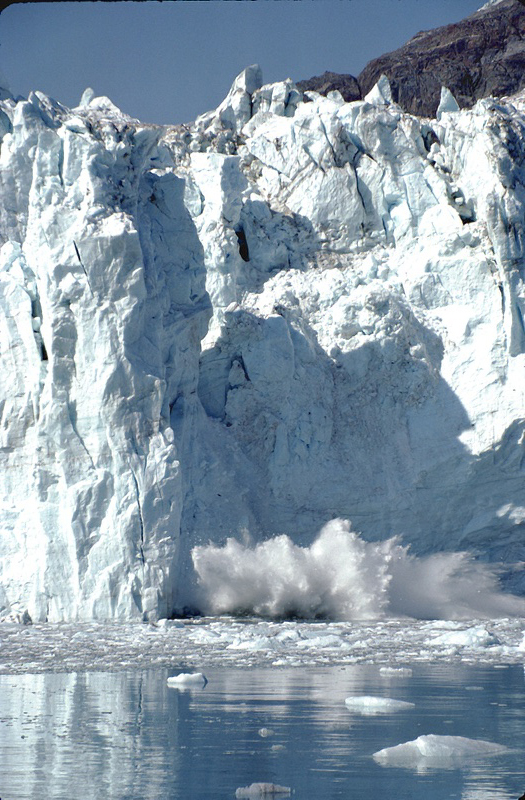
[191,519,525,620]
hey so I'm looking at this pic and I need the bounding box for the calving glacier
[0,64,524,622]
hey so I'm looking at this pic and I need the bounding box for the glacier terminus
[0,63,524,623]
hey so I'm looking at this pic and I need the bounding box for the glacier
[0,64,524,622]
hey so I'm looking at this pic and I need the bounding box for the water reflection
[0,665,522,799]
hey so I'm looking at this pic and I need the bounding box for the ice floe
[344,695,415,714]
[235,783,291,798]
[379,667,413,677]
[167,672,207,688]
[373,734,508,770]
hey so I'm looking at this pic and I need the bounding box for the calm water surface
[0,664,523,799]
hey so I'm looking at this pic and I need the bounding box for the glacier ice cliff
[0,66,524,621]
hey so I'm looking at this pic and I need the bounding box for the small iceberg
[235,783,291,798]
[429,625,500,648]
[379,667,413,677]
[373,734,507,770]
[344,695,414,715]
[167,672,207,689]
[258,727,275,738]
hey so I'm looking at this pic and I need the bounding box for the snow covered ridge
[0,67,524,622]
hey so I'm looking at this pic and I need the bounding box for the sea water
[0,663,523,800]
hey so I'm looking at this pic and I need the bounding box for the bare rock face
[296,71,361,103]
[297,0,525,117]
[357,0,525,117]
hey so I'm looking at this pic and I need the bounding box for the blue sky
[1,1,484,125]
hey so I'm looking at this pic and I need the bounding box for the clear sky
[1,0,485,125]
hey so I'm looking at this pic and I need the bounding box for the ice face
[0,93,210,621]
[0,69,524,621]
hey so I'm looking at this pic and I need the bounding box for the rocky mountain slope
[299,0,525,117]
[296,71,361,103]
[0,55,524,621]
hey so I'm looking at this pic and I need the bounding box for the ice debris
[167,672,208,688]
[344,696,415,714]
[1,617,525,673]
[235,784,291,798]
[379,667,413,677]
[373,734,508,769]
[258,727,275,737]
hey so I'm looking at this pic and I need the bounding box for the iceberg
[373,734,508,770]
[379,667,413,677]
[167,672,207,688]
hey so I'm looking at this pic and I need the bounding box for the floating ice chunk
[296,633,347,649]
[0,609,32,624]
[167,672,207,688]
[258,727,275,738]
[235,784,291,798]
[156,618,185,630]
[227,636,272,651]
[429,625,500,648]
[344,696,414,715]
[373,735,507,770]
[379,667,413,677]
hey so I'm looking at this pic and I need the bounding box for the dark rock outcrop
[358,0,525,116]
[296,71,361,103]
[297,0,525,117]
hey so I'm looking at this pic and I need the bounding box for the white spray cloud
[191,519,525,621]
